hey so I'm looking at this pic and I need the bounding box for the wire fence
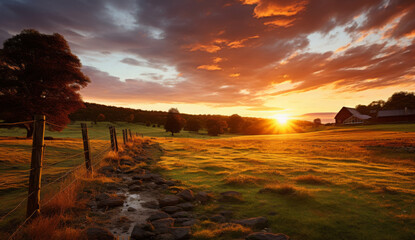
[0,118,135,240]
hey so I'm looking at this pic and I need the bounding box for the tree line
[355,91,415,117]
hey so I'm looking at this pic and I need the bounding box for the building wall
[376,115,415,123]
[335,108,352,124]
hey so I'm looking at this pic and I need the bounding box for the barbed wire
[0,121,34,126]
[7,210,37,240]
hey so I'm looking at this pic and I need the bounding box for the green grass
[154,128,415,240]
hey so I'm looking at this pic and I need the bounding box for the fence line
[0,118,139,239]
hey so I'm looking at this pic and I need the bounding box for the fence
[0,115,140,239]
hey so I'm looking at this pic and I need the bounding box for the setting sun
[274,114,289,124]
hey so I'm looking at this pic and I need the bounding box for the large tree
[164,108,183,136]
[227,114,244,133]
[0,29,90,137]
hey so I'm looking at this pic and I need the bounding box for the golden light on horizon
[273,114,289,124]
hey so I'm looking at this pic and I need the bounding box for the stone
[195,191,211,203]
[162,206,183,214]
[129,185,142,191]
[95,193,110,201]
[131,223,155,240]
[128,207,137,212]
[210,214,226,223]
[166,180,176,186]
[141,200,159,209]
[171,211,192,218]
[145,182,158,189]
[97,198,124,208]
[234,217,268,230]
[177,189,194,201]
[219,210,234,219]
[181,219,199,226]
[159,195,182,207]
[148,211,171,221]
[86,227,115,240]
[173,218,191,224]
[169,227,191,240]
[175,202,194,211]
[219,191,244,203]
[151,218,175,234]
[128,180,143,186]
[245,232,290,240]
[155,233,175,240]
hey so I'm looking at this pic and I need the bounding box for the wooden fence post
[122,129,126,145]
[128,129,132,140]
[113,128,119,152]
[81,123,93,177]
[109,126,115,151]
[27,115,45,219]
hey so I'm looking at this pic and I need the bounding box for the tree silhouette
[164,108,183,136]
[206,118,221,136]
[96,113,105,123]
[383,92,415,110]
[0,29,90,137]
[185,118,201,132]
[227,114,244,133]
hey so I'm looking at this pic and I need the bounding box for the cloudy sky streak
[1,0,414,121]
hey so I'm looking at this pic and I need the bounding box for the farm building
[376,108,415,123]
[334,107,371,125]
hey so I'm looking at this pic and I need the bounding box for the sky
[1,0,415,123]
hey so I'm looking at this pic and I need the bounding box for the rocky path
[83,139,290,240]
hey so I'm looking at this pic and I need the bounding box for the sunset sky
[1,0,414,122]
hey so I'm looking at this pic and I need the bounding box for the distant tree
[313,118,321,126]
[356,100,385,117]
[146,121,151,127]
[96,113,105,123]
[218,120,228,134]
[164,108,183,136]
[206,119,221,136]
[0,29,90,137]
[383,92,415,110]
[227,114,244,133]
[185,118,201,132]
[126,113,135,123]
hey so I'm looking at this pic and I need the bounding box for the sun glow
[273,114,289,124]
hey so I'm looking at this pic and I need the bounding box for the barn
[334,107,371,125]
[376,108,415,123]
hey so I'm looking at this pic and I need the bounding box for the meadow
[1,122,415,239]
[155,127,415,240]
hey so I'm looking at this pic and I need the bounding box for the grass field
[154,127,415,240]
[1,122,415,239]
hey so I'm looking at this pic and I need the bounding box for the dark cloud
[0,0,414,106]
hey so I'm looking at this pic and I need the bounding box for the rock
[131,223,155,240]
[210,214,226,223]
[219,210,234,219]
[120,159,134,166]
[234,217,268,230]
[173,218,191,224]
[86,227,115,240]
[129,185,142,191]
[162,206,183,214]
[245,232,290,240]
[159,195,182,207]
[181,219,199,226]
[151,218,175,234]
[145,182,158,189]
[171,211,192,218]
[195,191,211,203]
[128,180,143,186]
[169,227,191,240]
[142,200,159,209]
[177,189,194,201]
[148,211,171,221]
[97,197,124,208]
[166,180,176,186]
[99,166,115,174]
[175,202,194,211]
[155,233,175,240]
[95,193,110,201]
[134,173,162,181]
[219,191,244,203]
[128,207,137,212]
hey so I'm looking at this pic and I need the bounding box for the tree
[313,118,321,126]
[218,120,228,134]
[227,114,244,133]
[185,118,201,132]
[206,118,221,136]
[164,108,183,136]
[96,113,105,123]
[383,92,415,110]
[0,29,90,137]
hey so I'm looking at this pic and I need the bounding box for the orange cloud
[229,73,240,77]
[264,19,295,27]
[187,43,221,53]
[243,0,308,18]
[197,65,222,71]
[227,35,259,48]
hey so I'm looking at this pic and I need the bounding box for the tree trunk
[171,132,174,136]
[24,124,34,138]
